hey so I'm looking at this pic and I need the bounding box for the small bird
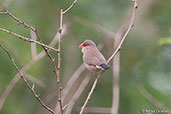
[79,40,110,72]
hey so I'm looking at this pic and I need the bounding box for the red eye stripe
[82,43,90,47]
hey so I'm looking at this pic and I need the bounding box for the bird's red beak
[79,44,83,48]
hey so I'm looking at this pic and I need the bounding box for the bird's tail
[100,64,110,70]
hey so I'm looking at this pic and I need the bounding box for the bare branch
[54,63,85,113]
[0,45,55,114]
[3,9,35,31]
[0,10,64,113]
[52,9,64,114]
[63,0,79,15]
[0,25,67,111]
[1,2,78,113]
[79,0,138,113]
[0,12,8,14]
[0,28,59,52]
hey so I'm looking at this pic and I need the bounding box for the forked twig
[63,0,79,15]
[0,24,67,111]
[0,9,65,113]
[79,0,138,113]
[0,26,67,111]
[55,9,64,114]
[0,10,58,52]
[53,0,80,112]
[0,45,55,114]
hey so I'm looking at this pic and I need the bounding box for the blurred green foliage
[158,37,171,45]
[0,0,171,114]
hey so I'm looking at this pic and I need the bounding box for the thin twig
[63,0,79,15]
[0,12,7,14]
[54,63,85,113]
[33,22,64,114]
[4,9,35,31]
[0,28,58,52]
[0,45,55,114]
[54,9,64,114]
[79,0,138,113]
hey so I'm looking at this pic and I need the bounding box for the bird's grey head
[79,40,96,53]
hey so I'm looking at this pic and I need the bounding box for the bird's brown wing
[84,55,101,66]
[84,48,106,66]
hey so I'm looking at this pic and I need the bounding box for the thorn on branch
[63,104,68,111]
[32,83,35,90]
[36,94,40,97]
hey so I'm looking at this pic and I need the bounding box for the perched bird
[79,40,110,72]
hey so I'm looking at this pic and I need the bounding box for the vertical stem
[56,9,64,114]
